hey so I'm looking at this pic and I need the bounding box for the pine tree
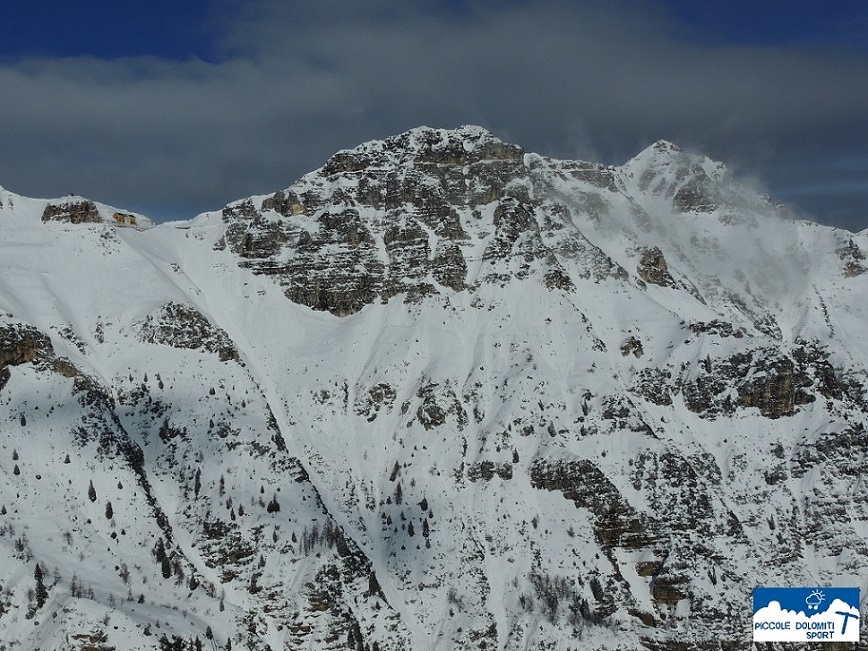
[88,480,97,502]
[118,563,130,584]
[105,501,113,519]
[34,563,48,608]
[154,537,166,562]
[368,572,381,596]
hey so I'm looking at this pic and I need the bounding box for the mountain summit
[0,127,866,650]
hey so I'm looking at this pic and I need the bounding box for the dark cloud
[0,0,866,230]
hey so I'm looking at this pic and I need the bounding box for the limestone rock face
[530,459,658,551]
[42,199,102,224]
[620,336,644,358]
[218,126,526,315]
[0,322,53,367]
[644,342,854,421]
[214,126,635,315]
[0,321,97,397]
[629,140,728,214]
[637,247,674,287]
[736,356,815,418]
[672,174,721,213]
[1,322,53,391]
[138,302,239,362]
[838,238,866,277]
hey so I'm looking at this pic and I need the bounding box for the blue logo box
[753,587,860,643]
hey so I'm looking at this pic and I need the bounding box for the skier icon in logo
[806,590,825,610]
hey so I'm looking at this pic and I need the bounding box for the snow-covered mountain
[1,126,866,650]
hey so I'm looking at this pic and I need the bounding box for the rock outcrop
[0,322,54,391]
[214,126,635,315]
[139,302,239,362]
[838,238,866,277]
[42,199,102,224]
[637,247,675,287]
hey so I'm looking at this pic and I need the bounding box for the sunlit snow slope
[1,127,867,651]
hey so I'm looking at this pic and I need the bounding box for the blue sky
[1,0,867,230]
[0,2,214,61]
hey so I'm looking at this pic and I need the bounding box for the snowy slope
[0,128,866,651]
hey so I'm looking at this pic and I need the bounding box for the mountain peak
[650,138,682,153]
[320,125,524,176]
[626,139,694,170]
[620,140,737,213]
